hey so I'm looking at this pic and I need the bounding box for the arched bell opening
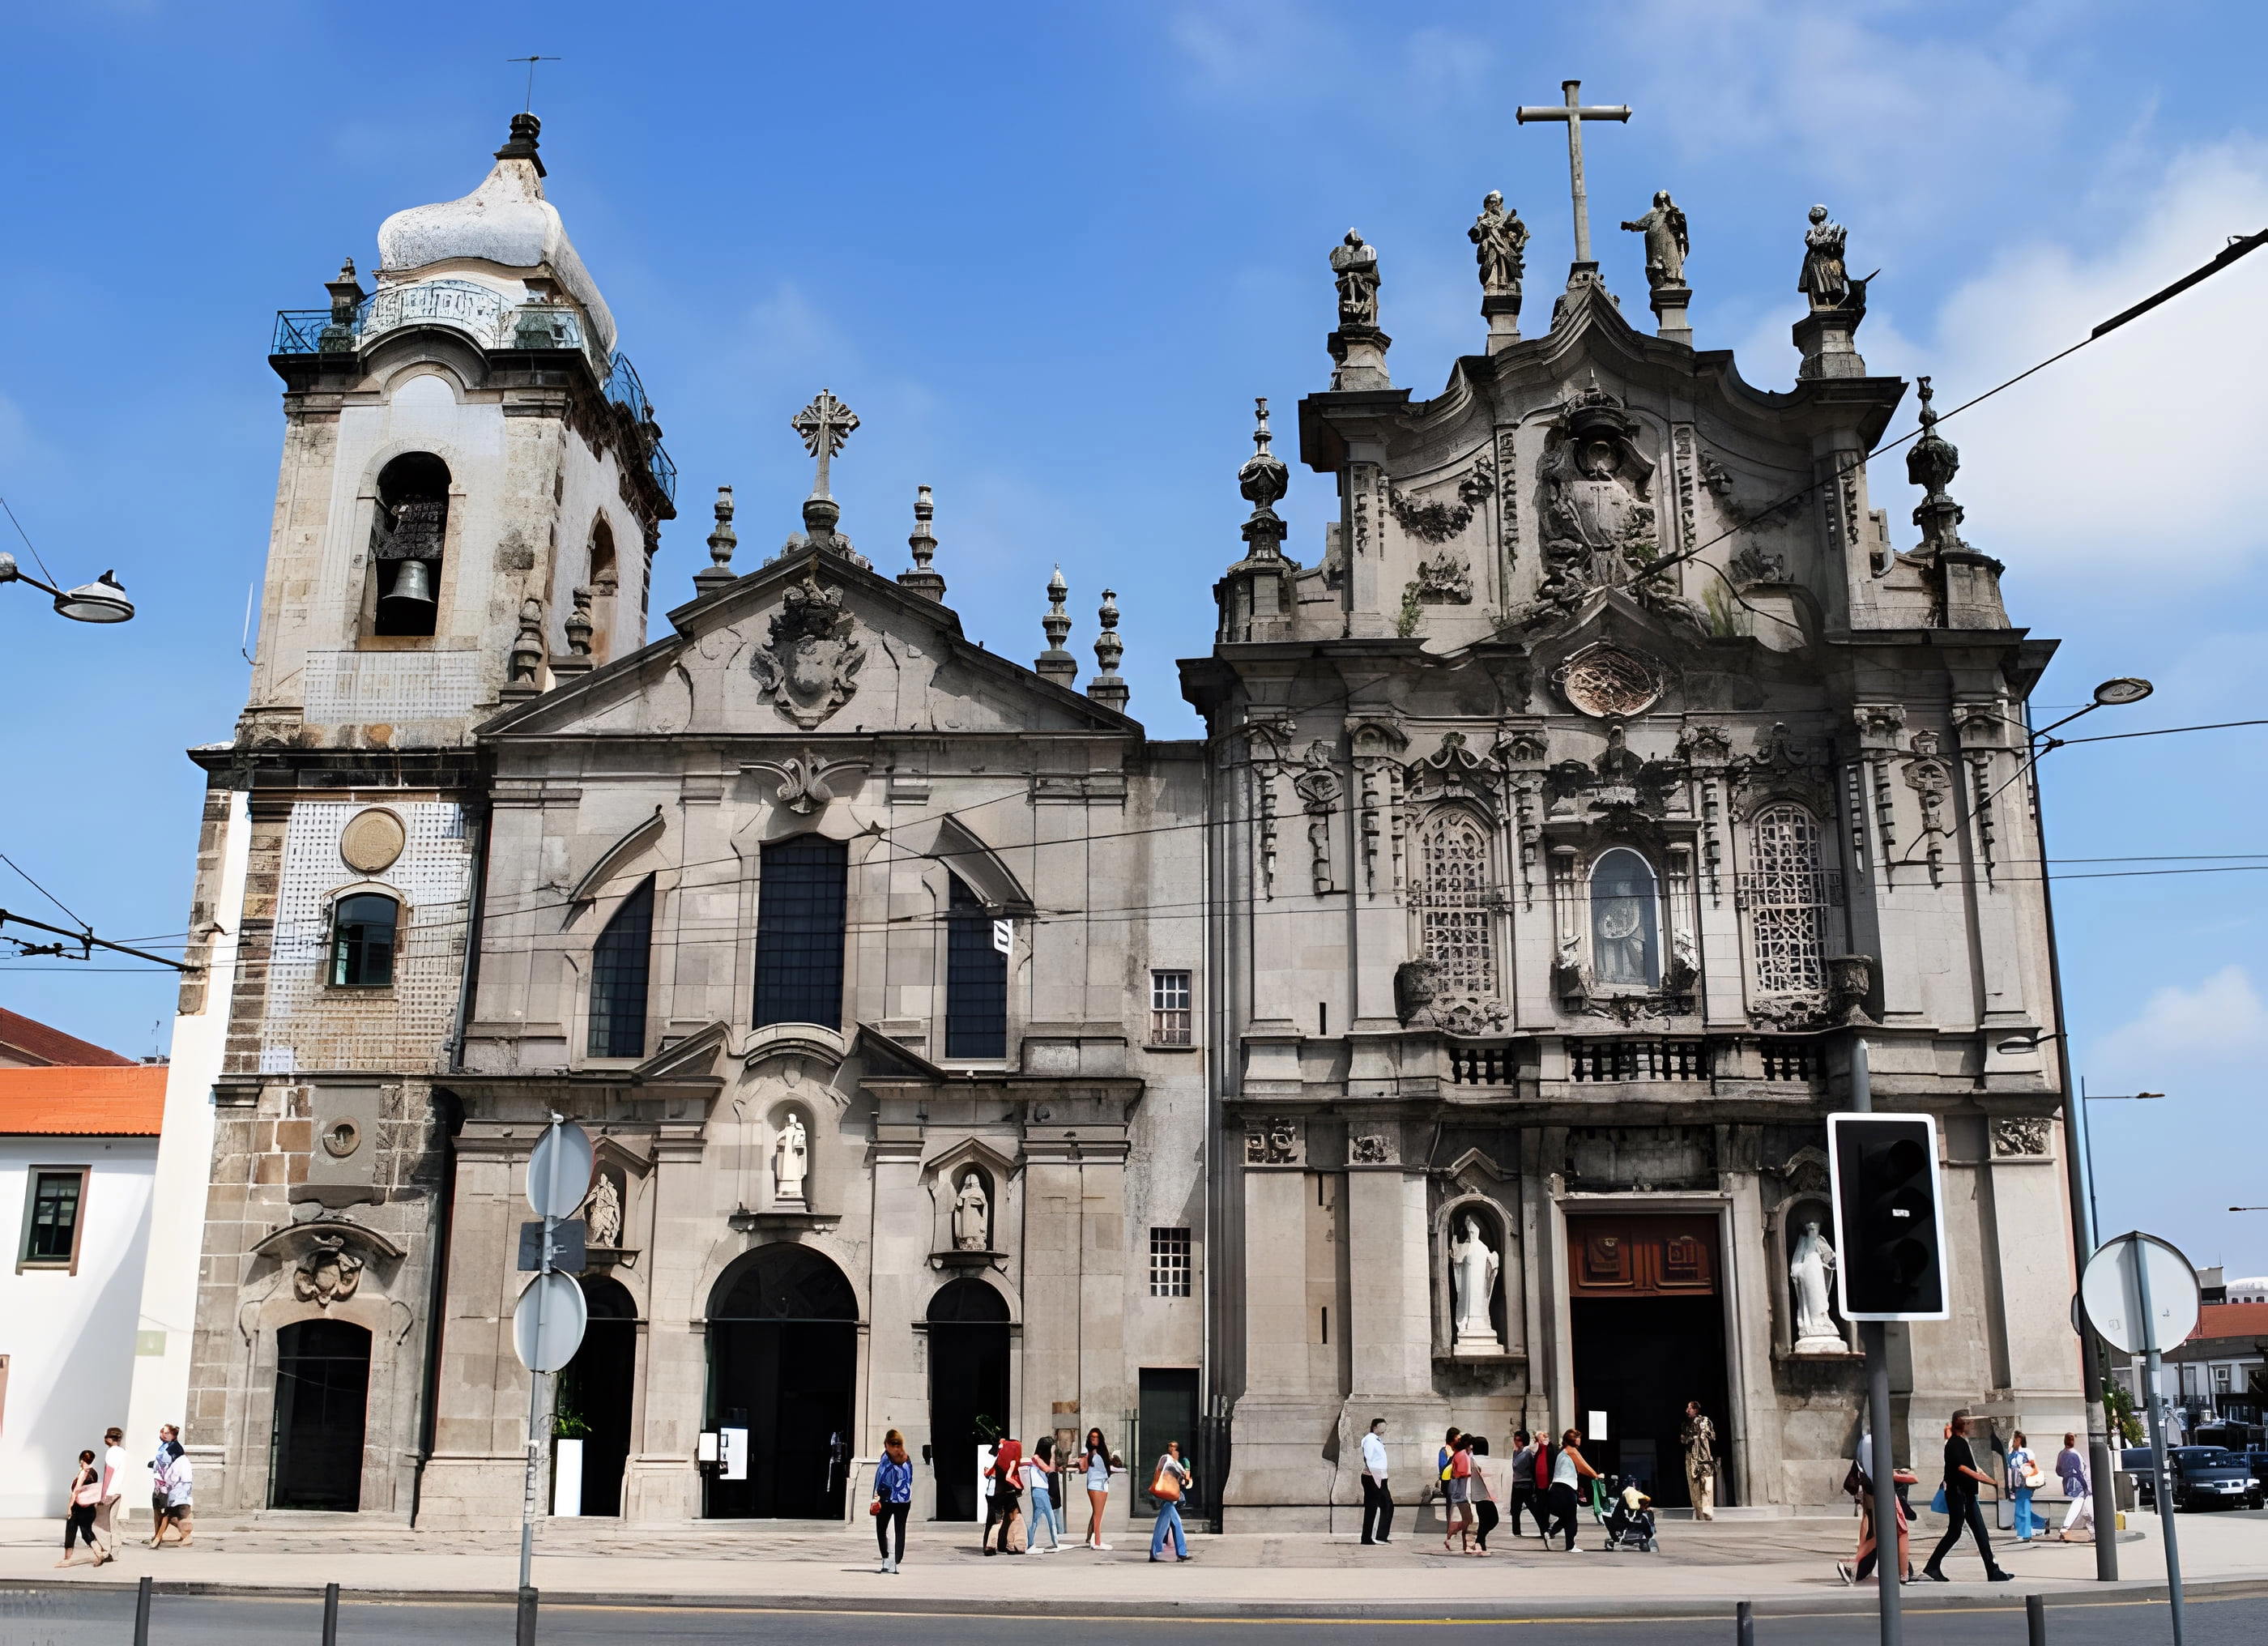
[369,452,451,638]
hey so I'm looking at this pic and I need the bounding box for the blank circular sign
[514,1270,588,1373]
[526,1120,595,1220]
[2081,1231,2200,1354]
[339,808,407,874]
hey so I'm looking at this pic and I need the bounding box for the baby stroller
[1602,1475,1660,1552]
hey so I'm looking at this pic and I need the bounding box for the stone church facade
[160,120,2082,1529]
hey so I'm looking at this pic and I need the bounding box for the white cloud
[2091,965,2268,1081]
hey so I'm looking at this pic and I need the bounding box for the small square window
[1149,1226,1192,1298]
[1150,970,1192,1046]
[19,1168,87,1271]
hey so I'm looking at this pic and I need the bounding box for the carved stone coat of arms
[751,572,866,729]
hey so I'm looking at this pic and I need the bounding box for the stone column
[623,1117,710,1522]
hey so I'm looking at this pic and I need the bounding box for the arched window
[588,877,654,1058]
[944,873,1007,1059]
[370,453,450,637]
[753,836,848,1029]
[587,516,618,659]
[1748,804,1828,994]
[329,893,398,987]
[1589,848,1660,987]
[1414,811,1495,993]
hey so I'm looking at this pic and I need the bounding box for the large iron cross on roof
[791,389,859,501]
[1516,79,1631,266]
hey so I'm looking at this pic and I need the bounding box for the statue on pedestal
[772,1112,809,1205]
[1619,190,1688,288]
[1331,230,1381,329]
[1449,1215,1503,1354]
[1469,192,1529,295]
[953,1171,991,1252]
[1798,204,1849,309]
[1789,1219,1844,1352]
[586,1171,622,1248]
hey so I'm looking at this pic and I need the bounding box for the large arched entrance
[706,1244,857,1519]
[269,1318,370,1511]
[558,1274,638,1516]
[926,1277,1010,1521]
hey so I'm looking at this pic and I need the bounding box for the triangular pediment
[480,547,1139,741]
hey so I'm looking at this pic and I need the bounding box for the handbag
[1930,1484,1948,1515]
[72,1479,101,1507]
[2022,1465,2045,1490]
[1151,1465,1183,1503]
[868,1496,880,1517]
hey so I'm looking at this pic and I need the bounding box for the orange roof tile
[2189,1302,2268,1343]
[0,1064,167,1135]
[0,1006,137,1067]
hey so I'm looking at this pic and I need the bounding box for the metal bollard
[2027,1591,2047,1646]
[1735,1598,1754,1646]
[516,1584,539,1646]
[131,1575,152,1645]
[322,1580,341,1646]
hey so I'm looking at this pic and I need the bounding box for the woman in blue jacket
[873,1429,914,1573]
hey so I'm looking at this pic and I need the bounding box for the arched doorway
[557,1274,638,1516]
[926,1277,1009,1521]
[269,1318,370,1511]
[706,1244,857,1519]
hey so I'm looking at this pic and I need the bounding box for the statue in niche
[773,1112,809,1205]
[1330,230,1381,329]
[1469,191,1529,296]
[1788,1218,1844,1353]
[952,1171,991,1252]
[1798,205,1850,309]
[585,1171,623,1248]
[1449,1215,1503,1353]
[1619,191,1689,288]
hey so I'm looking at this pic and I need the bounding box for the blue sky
[3,1,2264,1275]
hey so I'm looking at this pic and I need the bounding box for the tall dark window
[329,893,399,987]
[753,837,848,1030]
[944,874,1007,1060]
[588,878,654,1058]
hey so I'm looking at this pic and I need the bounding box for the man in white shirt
[1360,1417,1394,1544]
[94,1426,132,1563]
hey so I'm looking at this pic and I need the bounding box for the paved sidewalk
[5,1512,2264,1617]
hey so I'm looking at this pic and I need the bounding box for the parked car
[2125,1446,2262,1511]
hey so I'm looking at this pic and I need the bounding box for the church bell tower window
[1588,848,1660,987]
[1414,811,1496,995]
[753,837,848,1030]
[1746,804,1829,995]
[369,452,450,638]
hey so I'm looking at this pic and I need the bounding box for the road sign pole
[518,1115,565,1596]
[2133,1252,2185,1646]
[1848,1038,1904,1646]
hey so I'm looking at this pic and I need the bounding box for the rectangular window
[20,1168,87,1270]
[1150,970,1193,1046]
[753,837,849,1030]
[1149,1226,1192,1297]
[587,877,654,1058]
[944,876,1008,1060]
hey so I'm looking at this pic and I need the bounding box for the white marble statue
[1789,1219,1844,1352]
[586,1171,622,1248]
[1450,1214,1503,1353]
[953,1171,990,1252]
[772,1112,809,1205]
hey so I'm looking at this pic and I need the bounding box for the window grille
[587,877,654,1058]
[1569,1038,1707,1082]
[22,1169,86,1266]
[1151,970,1193,1045]
[944,874,1007,1059]
[1746,805,1831,995]
[1413,812,1495,993]
[1149,1227,1192,1297]
[1449,1044,1516,1086]
[1759,1039,1821,1082]
[328,893,398,988]
[753,836,848,1030]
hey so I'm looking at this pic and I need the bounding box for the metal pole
[518,1118,562,1595]
[132,1575,151,1645]
[2075,1078,2101,1239]
[1851,1038,1904,1646]
[1734,1599,1754,1646]
[2026,1592,2048,1646]
[516,1584,539,1646]
[321,1581,340,1646]
[2133,1250,2185,1646]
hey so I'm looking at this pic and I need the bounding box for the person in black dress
[1921,1409,2013,1583]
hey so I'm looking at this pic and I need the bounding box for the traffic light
[1827,1113,1948,1320]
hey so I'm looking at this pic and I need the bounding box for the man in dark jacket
[1921,1409,2013,1582]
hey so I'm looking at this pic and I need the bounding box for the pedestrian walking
[1547,1429,1600,1552]
[1440,1434,1477,1553]
[1921,1409,2012,1583]
[1840,1429,1914,1586]
[1024,1435,1062,1553]
[2053,1432,2093,1542]
[58,1451,101,1567]
[1468,1435,1499,1555]
[147,1426,181,1547]
[1147,1439,1194,1562]
[1508,1430,1548,1538]
[151,1430,193,1546]
[982,1435,1024,1554]
[92,1426,130,1563]
[1359,1417,1394,1544]
[2005,1431,2041,1542]
[1682,1401,1717,1520]
[871,1429,914,1573]
[1081,1426,1118,1550]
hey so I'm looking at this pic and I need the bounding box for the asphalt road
[1,1590,2263,1646]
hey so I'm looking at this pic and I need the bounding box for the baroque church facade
[151,116,2083,1529]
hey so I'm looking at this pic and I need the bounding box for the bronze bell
[378,557,436,620]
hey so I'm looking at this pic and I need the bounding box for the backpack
[1535,1444,1554,1490]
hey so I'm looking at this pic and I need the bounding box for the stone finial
[1326,231,1392,390]
[897,484,947,603]
[495,111,546,176]
[1217,397,1298,646]
[319,258,366,352]
[1237,398,1290,560]
[1906,377,1964,553]
[502,597,546,698]
[692,484,738,597]
[565,586,594,655]
[782,390,868,565]
[1087,589,1128,710]
[1035,565,1077,687]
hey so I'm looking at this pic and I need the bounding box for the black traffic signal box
[1827,1113,1948,1320]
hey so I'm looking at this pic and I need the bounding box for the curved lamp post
[0,550,134,623]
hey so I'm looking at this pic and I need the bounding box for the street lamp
[2078,1081,2166,1238]
[0,550,134,624]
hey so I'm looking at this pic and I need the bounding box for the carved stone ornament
[339,808,406,875]
[1413,548,1474,603]
[1245,1118,1302,1166]
[1349,1133,1393,1165]
[293,1233,365,1309]
[1748,993,1831,1030]
[741,747,870,815]
[1393,957,1444,1026]
[1992,1115,2052,1158]
[749,570,866,728]
[1826,953,1876,1026]
[1405,731,1493,803]
[1554,643,1666,719]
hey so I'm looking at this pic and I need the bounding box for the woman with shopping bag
[1148,1439,1194,1563]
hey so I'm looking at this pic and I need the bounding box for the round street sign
[526,1120,594,1220]
[2080,1231,2200,1355]
[513,1269,588,1373]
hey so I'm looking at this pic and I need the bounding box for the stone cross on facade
[791,389,859,501]
[1516,79,1631,267]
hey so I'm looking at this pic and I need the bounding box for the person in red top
[982,1437,1024,1554]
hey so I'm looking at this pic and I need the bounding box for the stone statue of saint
[1798,204,1849,309]
[1330,230,1380,330]
[1789,1219,1843,1352]
[952,1171,990,1251]
[1619,191,1689,288]
[1449,1214,1503,1352]
[1469,192,1528,296]
[773,1112,809,1205]
[586,1171,622,1248]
